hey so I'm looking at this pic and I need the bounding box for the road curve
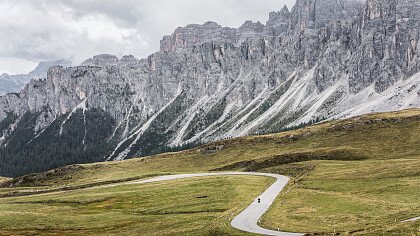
[123,172,304,236]
[402,216,420,222]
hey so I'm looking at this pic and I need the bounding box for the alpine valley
[1,0,420,177]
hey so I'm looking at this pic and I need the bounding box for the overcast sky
[0,0,295,75]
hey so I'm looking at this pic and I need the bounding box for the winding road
[122,172,304,236]
[402,216,420,222]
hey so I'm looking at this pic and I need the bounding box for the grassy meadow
[0,176,273,235]
[0,109,419,235]
[261,159,420,235]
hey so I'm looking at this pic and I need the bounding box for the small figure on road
[257,198,261,203]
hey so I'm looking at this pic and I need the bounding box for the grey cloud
[0,0,296,74]
[51,0,144,28]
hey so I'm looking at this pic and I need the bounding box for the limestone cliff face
[289,0,362,30]
[1,0,420,174]
[314,0,420,93]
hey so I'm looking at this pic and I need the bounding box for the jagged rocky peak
[28,59,72,79]
[291,0,363,30]
[313,0,420,93]
[238,20,265,39]
[81,54,120,67]
[160,21,237,53]
[267,5,290,26]
[265,5,292,36]
[364,0,384,20]
[120,55,138,63]
[159,0,366,53]
[363,0,420,30]
[290,0,316,30]
[362,0,398,33]
[397,0,420,18]
[239,20,264,32]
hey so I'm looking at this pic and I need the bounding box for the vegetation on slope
[6,109,419,186]
[0,109,419,235]
[0,177,10,185]
[0,108,115,177]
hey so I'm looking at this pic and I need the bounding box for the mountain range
[0,59,71,96]
[0,0,419,177]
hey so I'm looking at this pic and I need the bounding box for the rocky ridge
[0,59,71,96]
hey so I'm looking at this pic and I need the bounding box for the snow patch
[107,84,183,161]
[27,116,57,145]
[59,100,87,136]
[235,69,314,136]
[333,72,420,119]
[291,79,344,126]
[170,95,210,146]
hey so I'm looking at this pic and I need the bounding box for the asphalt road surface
[126,172,304,236]
[402,216,420,222]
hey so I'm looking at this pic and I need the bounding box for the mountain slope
[1,0,420,176]
[0,109,418,235]
[3,108,420,187]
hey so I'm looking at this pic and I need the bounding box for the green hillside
[0,175,272,235]
[0,109,419,235]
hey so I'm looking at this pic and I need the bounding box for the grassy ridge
[0,109,420,235]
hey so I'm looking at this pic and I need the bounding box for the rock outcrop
[0,59,71,96]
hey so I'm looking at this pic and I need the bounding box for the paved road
[402,216,420,222]
[124,172,304,236]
